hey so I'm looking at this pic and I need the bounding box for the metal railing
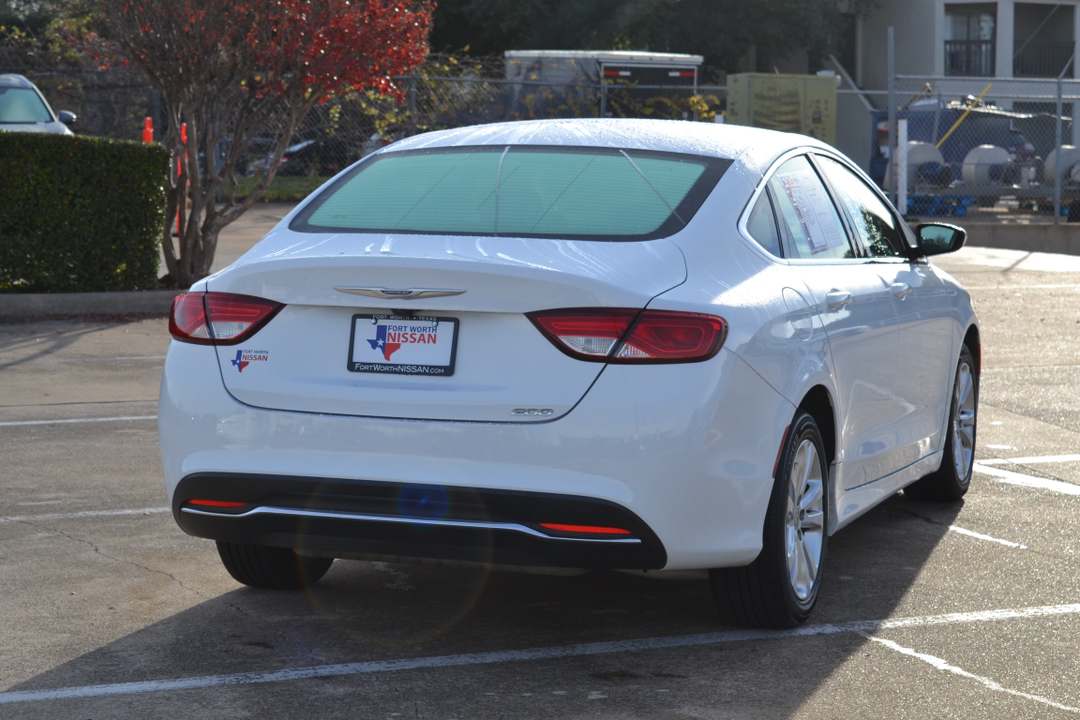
[945,40,996,77]
[1014,40,1075,78]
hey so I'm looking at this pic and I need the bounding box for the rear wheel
[710,412,828,628]
[216,541,333,590]
[904,344,977,501]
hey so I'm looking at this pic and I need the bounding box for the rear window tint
[291,146,730,241]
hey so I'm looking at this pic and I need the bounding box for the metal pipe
[888,27,896,205]
[936,82,993,149]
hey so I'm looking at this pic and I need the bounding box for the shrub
[0,132,169,292]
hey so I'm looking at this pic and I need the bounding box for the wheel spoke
[801,505,825,532]
[799,533,822,581]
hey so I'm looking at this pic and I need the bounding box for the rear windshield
[291,146,730,241]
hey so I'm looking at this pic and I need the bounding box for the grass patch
[229,175,327,203]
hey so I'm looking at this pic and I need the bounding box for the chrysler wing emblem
[334,287,467,300]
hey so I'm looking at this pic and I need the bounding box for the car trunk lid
[206,232,686,422]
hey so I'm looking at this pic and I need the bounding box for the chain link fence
[15,60,1080,223]
[839,76,1080,223]
[8,61,726,178]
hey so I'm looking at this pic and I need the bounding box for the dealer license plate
[347,314,458,376]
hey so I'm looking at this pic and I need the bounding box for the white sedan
[159,118,979,629]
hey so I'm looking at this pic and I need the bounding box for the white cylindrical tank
[961,145,1010,185]
[1044,146,1080,187]
[884,141,945,191]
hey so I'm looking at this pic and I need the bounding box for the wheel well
[797,386,836,468]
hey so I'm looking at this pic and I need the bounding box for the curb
[0,289,181,321]
[2,221,1078,322]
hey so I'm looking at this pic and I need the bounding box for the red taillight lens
[169,292,283,345]
[527,308,726,363]
[615,311,728,362]
[527,309,638,359]
[187,498,248,509]
[538,523,633,536]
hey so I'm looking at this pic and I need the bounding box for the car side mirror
[57,110,76,125]
[915,222,967,257]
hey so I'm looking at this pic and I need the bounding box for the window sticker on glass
[777,173,846,256]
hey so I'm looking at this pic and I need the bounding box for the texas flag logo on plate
[349,314,458,376]
[366,325,402,361]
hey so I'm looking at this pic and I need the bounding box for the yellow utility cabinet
[726,73,837,146]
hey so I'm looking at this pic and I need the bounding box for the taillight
[526,309,638,359]
[527,308,727,363]
[169,292,283,345]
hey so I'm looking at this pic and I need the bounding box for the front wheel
[904,343,977,501]
[710,411,829,628]
[216,541,333,590]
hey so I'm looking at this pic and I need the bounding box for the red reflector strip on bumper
[539,523,633,536]
[188,499,248,509]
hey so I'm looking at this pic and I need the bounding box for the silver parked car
[0,74,75,135]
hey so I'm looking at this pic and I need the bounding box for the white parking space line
[0,508,170,524]
[980,455,1080,466]
[37,355,166,363]
[973,463,1080,496]
[862,633,1080,714]
[948,526,1027,549]
[0,416,157,428]
[3,603,1080,705]
[961,284,1080,291]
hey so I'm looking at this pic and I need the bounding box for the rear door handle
[891,282,912,299]
[826,290,852,309]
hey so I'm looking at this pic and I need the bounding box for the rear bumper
[174,472,666,569]
[160,340,795,570]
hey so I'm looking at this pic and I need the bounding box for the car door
[762,155,903,490]
[812,153,958,474]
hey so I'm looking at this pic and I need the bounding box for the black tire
[710,411,829,629]
[904,344,978,501]
[216,541,333,590]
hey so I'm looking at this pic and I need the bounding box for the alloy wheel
[785,438,826,603]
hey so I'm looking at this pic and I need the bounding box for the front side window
[767,156,853,261]
[814,155,911,258]
[292,146,730,241]
[0,87,53,124]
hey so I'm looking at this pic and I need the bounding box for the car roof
[0,73,37,89]
[384,118,831,178]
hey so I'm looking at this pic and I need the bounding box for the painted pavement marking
[0,415,156,428]
[3,603,1080,705]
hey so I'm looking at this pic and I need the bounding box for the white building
[853,0,1080,97]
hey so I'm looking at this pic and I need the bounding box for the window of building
[945,4,996,76]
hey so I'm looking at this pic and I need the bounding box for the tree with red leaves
[74,0,432,287]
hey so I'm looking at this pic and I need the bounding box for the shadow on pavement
[3,491,962,716]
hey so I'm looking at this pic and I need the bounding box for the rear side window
[292,146,730,241]
[745,189,782,256]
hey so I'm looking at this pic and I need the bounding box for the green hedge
[0,132,169,293]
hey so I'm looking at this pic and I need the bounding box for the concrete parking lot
[1,241,1079,718]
